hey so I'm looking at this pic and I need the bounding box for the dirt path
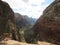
[0,40,56,45]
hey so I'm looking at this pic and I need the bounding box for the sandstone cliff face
[33,0,60,44]
[0,0,19,41]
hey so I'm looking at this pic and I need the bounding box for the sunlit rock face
[33,0,60,44]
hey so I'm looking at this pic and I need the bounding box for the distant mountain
[14,13,37,28]
[23,15,37,25]
[14,13,29,28]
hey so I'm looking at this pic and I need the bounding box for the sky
[2,0,54,19]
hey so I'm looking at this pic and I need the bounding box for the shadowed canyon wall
[0,0,19,41]
[33,0,60,45]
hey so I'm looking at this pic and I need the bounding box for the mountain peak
[55,0,60,2]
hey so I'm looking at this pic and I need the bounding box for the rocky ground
[0,39,56,45]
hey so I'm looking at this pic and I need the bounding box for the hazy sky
[2,0,54,19]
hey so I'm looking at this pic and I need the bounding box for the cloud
[2,0,53,19]
[22,0,29,3]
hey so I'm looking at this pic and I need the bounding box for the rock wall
[33,0,60,45]
[0,0,19,41]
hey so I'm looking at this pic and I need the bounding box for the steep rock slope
[0,0,19,41]
[33,0,60,44]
